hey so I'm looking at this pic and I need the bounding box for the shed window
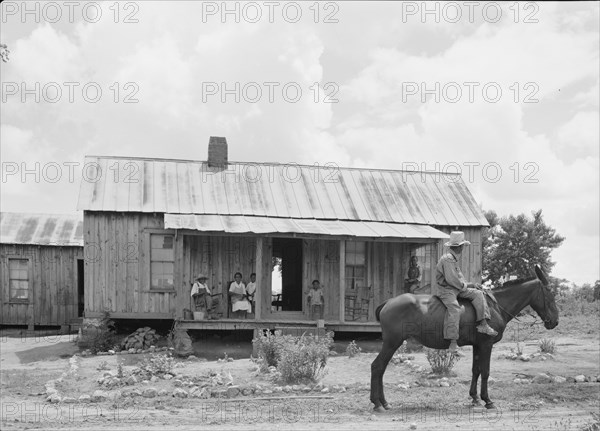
[345,241,366,290]
[9,258,29,301]
[150,234,174,289]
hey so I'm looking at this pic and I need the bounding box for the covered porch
[167,213,449,329]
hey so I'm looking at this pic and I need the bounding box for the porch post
[339,240,345,323]
[255,237,263,320]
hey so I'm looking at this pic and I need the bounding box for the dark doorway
[77,259,84,317]
[271,238,303,311]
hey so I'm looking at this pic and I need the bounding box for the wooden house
[77,137,488,332]
[0,212,84,329]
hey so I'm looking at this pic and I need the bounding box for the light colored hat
[195,274,207,280]
[445,231,471,247]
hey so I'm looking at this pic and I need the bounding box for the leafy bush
[121,327,159,351]
[277,332,334,384]
[426,348,461,375]
[82,311,117,354]
[252,330,294,370]
[137,352,175,377]
[538,337,556,354]
[345,340,362,358]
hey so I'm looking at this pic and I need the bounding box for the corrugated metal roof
[164,214,450,239]
[0,212,83,246]
[77,156,489,227]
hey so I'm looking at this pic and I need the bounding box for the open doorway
[271,238,303,312]
[77,259,84,317]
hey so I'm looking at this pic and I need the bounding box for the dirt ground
[1,327,599,431]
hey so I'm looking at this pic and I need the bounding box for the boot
[477,320,498,336]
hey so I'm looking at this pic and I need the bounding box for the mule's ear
[534,264,548,286]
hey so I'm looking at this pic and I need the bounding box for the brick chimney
[207,136,228,167]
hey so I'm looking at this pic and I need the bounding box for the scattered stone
[274,386,283,393]
[62,397,77,404]
[128,348,136,354]
[254,389,262,396]
[439,382,450,387]
[566,377,576,383]
[329,351,338,356]
[513,378,522,384]
[130,389,142,397]
[47,394,61,403]
[283,386,292,393]
[321,387,330,393]
[340,387,346,393]
[92,390,109,402]
[292,385,300,392]
[263,389,273,395]
[126,375,138,385]
[188,355,197,360]
[136,349,143,354]
[108,350,115,355]
[143,388,158,398]
[142,380,150,385]
[163,374,173,380]
[226,386,240,398]
[173,388,188,398]
[574,375,586,383]
[519,356,530,362]
[585,376,593,382]
[532,373,552,384]
[78,395,91,403]
[301,387,311,393]
[150,376,159,383]
[552,376,566,384]
[227,357,234,362]
[158,389,169,397]
[241,388,254,396]
[173,379,183,387]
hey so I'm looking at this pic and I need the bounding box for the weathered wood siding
[84,211,170,317]
[0,244,83,326]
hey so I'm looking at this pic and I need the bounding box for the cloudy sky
[1,1,598,284]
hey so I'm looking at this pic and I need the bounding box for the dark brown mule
[370,265,558,412]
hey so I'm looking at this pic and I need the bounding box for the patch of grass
[538,337,556,354]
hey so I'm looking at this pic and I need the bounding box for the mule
[370,265,558,412]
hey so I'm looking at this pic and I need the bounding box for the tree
[483,209,565,286]
[0,44,9,62]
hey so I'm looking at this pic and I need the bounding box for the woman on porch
[229,272,252,318]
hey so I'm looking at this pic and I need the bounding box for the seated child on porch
[229,272,252,318]
[307,280,325,320]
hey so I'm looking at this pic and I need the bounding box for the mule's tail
[375,300,388,322]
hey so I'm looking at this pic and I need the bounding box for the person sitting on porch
[191,274,219,319]
[246,273,257,315]
[229,272,252,318]
[404,255,421,293]
[307,280,325,320]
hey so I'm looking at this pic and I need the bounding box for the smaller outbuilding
[0,212,84,330]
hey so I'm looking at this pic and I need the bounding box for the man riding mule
[370,261,558,412]
[436,231,497,355]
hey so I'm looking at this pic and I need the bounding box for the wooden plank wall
[84,211,168,317]
[0,244,83,326]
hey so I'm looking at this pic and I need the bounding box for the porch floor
[178,318,382,332]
